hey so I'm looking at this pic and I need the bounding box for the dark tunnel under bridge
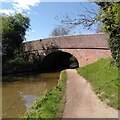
[40,50,79,71]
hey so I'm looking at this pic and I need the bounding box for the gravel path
[63,69,118,118]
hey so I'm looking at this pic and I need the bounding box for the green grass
[22,70,67,119]
[77,58,119,109]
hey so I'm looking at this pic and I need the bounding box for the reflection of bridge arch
[41,50,79,70]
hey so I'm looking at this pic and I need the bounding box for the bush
[2,54,36,75]
[9,55,31,66]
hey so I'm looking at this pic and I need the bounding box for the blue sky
[1,1,99,41]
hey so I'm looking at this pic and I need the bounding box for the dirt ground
[63,69,118,118]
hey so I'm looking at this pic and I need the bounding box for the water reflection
[21,94,39,108]
[2,72,59,118]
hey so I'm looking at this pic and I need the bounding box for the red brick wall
[62,49,111,67]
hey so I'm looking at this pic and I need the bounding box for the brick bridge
[24,34,111,67]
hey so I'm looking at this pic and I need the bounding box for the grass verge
[21,70,67,119]
[77,58,119,109]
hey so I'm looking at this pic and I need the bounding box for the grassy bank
[22,70,67,119]
[77,58,119,109]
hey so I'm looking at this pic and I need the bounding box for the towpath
[63,69,118,118]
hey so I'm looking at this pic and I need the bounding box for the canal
[2,72,60,118]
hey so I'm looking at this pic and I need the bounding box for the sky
[1,1,100,41]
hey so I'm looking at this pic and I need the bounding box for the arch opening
[41,51,79,71]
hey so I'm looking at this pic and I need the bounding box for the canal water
[2,72,60,118]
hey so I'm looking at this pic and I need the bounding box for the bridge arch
[41,50,79,71]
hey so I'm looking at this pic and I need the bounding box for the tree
[1,13,30,63]
[96,2,120,66]
[58,3,100,32]
[51,25,72,37]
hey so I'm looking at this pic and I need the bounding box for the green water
[2,72,60,118]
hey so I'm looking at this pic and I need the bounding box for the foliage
[41,42,60,55]
[2,13,30,63]
[51,25,71,37]
[69,56,79,68]
[59,3,100,32]
[70,56,77,63]
[96,2,120,66]
[2,54,34,75]
[77,58,119,109]
[9,54,31,66]
[22,42,42,65]
[22,70,67,119]
[22,51,41,66]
